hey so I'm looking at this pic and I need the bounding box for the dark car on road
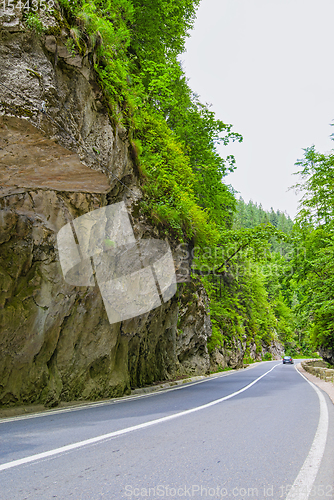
[283,355,294,364]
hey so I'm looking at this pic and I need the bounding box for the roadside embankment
[301,360,334,383]
[297,360,334,404]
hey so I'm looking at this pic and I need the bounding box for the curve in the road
[0,363,280,473]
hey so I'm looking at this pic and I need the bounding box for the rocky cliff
[0,15,213,407]
[0,9,283,409]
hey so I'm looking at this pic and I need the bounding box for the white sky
[182,0,334,218]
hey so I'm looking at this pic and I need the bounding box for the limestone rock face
[264,340,284,360]
[319,347,334,366]
[0,117,211,407]
[0,184,128,407]
[176,282,211,376]
[0,20,136,196]
[209,339,245,371]
[0,24,212,407]
[0,116,111,196]
[209,338,284,372]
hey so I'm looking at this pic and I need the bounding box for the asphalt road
[0,361,333,500]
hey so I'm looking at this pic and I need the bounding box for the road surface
[0,361,333,499]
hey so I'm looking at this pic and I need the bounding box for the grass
[210,365,233,375]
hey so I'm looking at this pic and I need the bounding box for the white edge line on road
[0,363,280,472]
[285,364,329,500]
[0,361,270,425]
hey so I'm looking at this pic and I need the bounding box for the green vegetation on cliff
[46,0,306,361]
[51,0,241,245]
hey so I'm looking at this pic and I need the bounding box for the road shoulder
[296,362,334,405]
[0,361,270,421]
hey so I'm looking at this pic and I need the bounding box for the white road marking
[285,365,329,500]
[0,363,279,472]
[0,361,265,425]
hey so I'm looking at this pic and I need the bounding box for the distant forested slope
[234,198,293,233]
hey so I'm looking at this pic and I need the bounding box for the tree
[292,144,334,356]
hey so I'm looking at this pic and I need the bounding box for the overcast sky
[182,0,334,218]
